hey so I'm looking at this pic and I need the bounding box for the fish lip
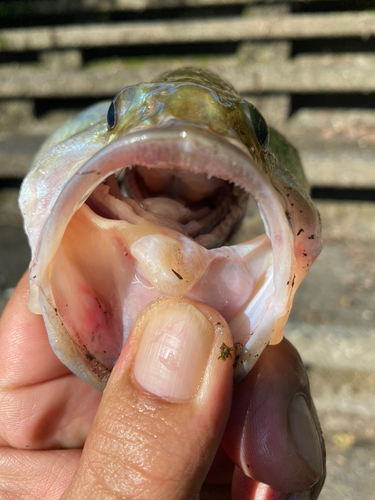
[30,124,294,371]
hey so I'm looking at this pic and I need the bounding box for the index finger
[0,273,101,449]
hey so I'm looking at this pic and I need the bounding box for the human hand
[0,274,325,499]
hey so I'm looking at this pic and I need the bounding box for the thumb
[61,298,234,500]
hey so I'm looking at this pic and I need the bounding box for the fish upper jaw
[24,125,311,390]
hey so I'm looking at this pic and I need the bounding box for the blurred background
[0,0,374,497]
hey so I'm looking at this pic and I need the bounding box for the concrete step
[1,12,374,52]
[1,54,374,98]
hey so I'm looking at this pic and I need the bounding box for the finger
[0,274,101,449]
[0,447,80,499]
[222,338,325,494]
[62,298,234,500]
[231,466,325,500]
[0,273,68,388]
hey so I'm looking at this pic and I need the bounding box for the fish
[19,68,321,391]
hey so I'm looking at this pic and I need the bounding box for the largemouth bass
[19,68,321,391]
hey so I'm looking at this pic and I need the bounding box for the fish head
[19,68,321,391]
[108,68,268,164]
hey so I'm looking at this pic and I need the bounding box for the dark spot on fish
[251,104,269,147]
[308,235,315,239]
[287,281,290,285]
[32,275,36,279]
[54,308,57,314]
[297,228,304,236]
[287,193,290,198]
[285,211,292,220]
[291,275,296,287]
[216,322,221,326]
[124,252,128,256]
[84,346,95,361]
[303,252,307,256]
[171,269,183,280]
[291,203,294,206]
[103,350,107,354]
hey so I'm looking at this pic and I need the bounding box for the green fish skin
[20,68,321,390]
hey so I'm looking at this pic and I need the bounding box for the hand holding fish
[0,274,325,499]
[1,68,325,498]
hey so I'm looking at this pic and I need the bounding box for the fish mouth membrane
[87,164,250,250]
[35,125,293,390]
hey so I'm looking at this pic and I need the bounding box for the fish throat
[87,166,249,249]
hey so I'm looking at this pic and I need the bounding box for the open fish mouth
[29,125,296,390]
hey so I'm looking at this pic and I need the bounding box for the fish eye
[255,112,269,147]
[107,101,116,130]
[243,102,269,149]
[251,105,269,148]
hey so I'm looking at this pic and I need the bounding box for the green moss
[218,342,235,361]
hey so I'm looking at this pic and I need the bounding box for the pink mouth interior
[50,167,271,382]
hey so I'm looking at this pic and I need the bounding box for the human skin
[0,274,325,499]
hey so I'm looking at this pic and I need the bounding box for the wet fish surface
[19,68,321,391]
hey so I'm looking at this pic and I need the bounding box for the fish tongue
[124,223,211,298]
